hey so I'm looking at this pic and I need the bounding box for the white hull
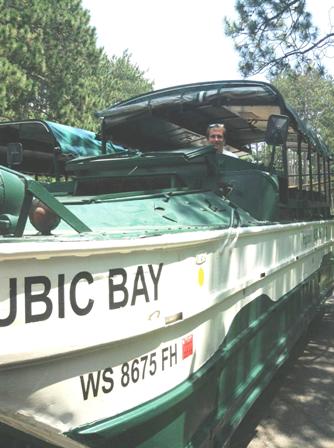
[0,220,333,442]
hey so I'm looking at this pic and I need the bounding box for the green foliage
[224,0,333,77]
[0,0,153,129]
[271,68,334,152]
[96,50,154,107]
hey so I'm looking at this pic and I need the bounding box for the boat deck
[229,296,334,448]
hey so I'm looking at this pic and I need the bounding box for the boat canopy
[97,80,331,158]
[0,120,124,174]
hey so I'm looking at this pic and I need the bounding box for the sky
[81,0,334,90]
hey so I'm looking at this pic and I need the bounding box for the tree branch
[253,33,334,74]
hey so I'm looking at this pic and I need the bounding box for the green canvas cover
[46,121,124,156]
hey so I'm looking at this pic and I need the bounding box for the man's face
[207,127,225,152]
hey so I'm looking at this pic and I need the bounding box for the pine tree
[224,0,334,77]
[0,0,153,129]
[272,68,334,151]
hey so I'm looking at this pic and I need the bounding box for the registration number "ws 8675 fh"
[80,343,179,401]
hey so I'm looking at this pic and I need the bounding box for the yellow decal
[198,268,204,287]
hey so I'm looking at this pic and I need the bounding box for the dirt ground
[229,297,334,448]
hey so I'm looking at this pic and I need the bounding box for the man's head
[206,123,225,153]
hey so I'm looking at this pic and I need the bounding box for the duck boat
[0,81,333,448]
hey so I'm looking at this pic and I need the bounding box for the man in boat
[207,123,236,197]
[206,123,238,157]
